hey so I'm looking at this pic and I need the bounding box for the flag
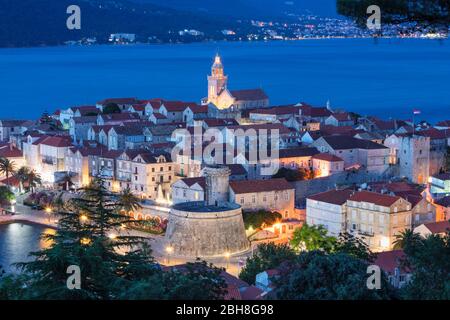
[413,109,421,115]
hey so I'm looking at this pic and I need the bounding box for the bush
[243,210,282,230]
[0,186,14,205]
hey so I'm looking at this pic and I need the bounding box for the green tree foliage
[14,178,155,299]
[117,187,143,213]
[0,178,227,300]
[335,232,376,262]
[239,243,296,285]
[337,0,450,33]
[119,260,227,300]
[273,167,314,181]
[242,210,282,230]
[103,103,121,114]
[290,224,337,252]
[0,186,14,205]
[275,251,396,300]
[401,231,450,299]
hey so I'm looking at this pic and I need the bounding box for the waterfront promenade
[0,194,254,276]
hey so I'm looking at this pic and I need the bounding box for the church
[202,54,269,111]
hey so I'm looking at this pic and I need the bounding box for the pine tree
[16,178,157,299]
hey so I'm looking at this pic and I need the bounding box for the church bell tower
[207,54,228,106]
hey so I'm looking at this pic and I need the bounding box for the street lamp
[224,251,231,270]
[108,233,117,240]
[80,214,88,222]
[45,207,53,223]
[166,245,174,265]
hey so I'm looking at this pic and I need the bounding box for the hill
[0,0,246,47]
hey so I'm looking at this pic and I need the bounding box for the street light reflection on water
[0,222,55,273]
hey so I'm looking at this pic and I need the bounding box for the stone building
[229,178,296,219]
[312,135,389,173]
[384,133,430,184]
[306,189,354,237]
[346,191,412,252]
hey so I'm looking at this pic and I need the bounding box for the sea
[0,38,449,123]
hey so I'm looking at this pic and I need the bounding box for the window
[240,197,244,204]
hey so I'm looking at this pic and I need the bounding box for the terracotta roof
[0,144,23,158]
[203,118,239,127]
[180,177,206,189]
[307,189,354,205]
[71,106,99,116]
[417,128,447,140]
[130,104,145,112]
[368,181,422,194]
[241,286,264,300]
[73,116,98,124]
[422,221,450,234]
[229,178,293,194]
[279,147,319,158]
[99,113,140,122]
[162,101,198,112]
[187,105,209,114]
[330,112,351,121]
[436,120,450,127]
[349,191,402,207]
[90,125,115,134]
[224,285,242,300]
[312,153,343,162]
[250,105,299,116]
[226,123,291,135]
[230,89,268,101]
[320,125,358,136]
[320,135,388,150]
[152,113,167,119]
[33,135,72,148]
[374,250,409,274]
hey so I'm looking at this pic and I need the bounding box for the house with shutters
[312,135,389,173]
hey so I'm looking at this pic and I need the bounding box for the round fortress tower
[165,165,249,258]
[202,165,231,206]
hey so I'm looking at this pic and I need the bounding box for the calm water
[0,223,53,274]
[0,38,449,122]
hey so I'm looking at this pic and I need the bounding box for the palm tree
[393,229,422,249]
[26,169,42,194]
[0,157,16,187]
[117,188,142,213]
[15,166,30,193]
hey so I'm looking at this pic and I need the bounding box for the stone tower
[207,54,228,106]
[202,165,231,206]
